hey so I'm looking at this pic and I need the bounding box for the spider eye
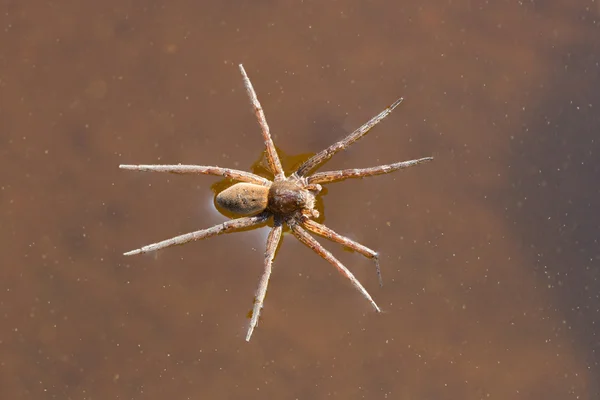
[215,183,269,216]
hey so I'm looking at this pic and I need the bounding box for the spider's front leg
[298,181,322,219]
[288,219,381,312]
[300,217,383,287]
[295,97,404,177]
[307,157,434,185]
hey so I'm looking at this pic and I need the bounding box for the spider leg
[246,219,283,341]
[294,98,404,177]
[123,212,270,256]
[238,64,285,181]
[288,220,381,312]
[119,164,271,186]
[300,218,383,287]
[307,157,433,185]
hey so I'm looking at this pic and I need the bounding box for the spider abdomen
[216,183,269,215]
[267,180,314,216]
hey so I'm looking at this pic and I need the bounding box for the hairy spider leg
[289,220,381,312]
[246,220,283,341]
[239,64,285,181]
[123,212,270,256]
[307,157,434,185]
[300,217,383,287]
[119,164,271,186]
[294,98,404,177]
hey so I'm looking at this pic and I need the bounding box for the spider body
[216,182,269,216]
[120,64,433,341]
[267,180,319,218]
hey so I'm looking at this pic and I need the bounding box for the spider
[120,64,433,341]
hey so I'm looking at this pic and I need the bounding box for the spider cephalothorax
[266,180,319,217]
[120,64,433,341]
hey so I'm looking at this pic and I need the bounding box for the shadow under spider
[120,64,433,341]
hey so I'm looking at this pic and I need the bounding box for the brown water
[2,1,599,399]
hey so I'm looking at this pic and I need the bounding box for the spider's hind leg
[123,212,270,256]
[119,164,271,186]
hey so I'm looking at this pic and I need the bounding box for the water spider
[120,64,433,341]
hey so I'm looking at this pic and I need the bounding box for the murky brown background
[2,0,599,399]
